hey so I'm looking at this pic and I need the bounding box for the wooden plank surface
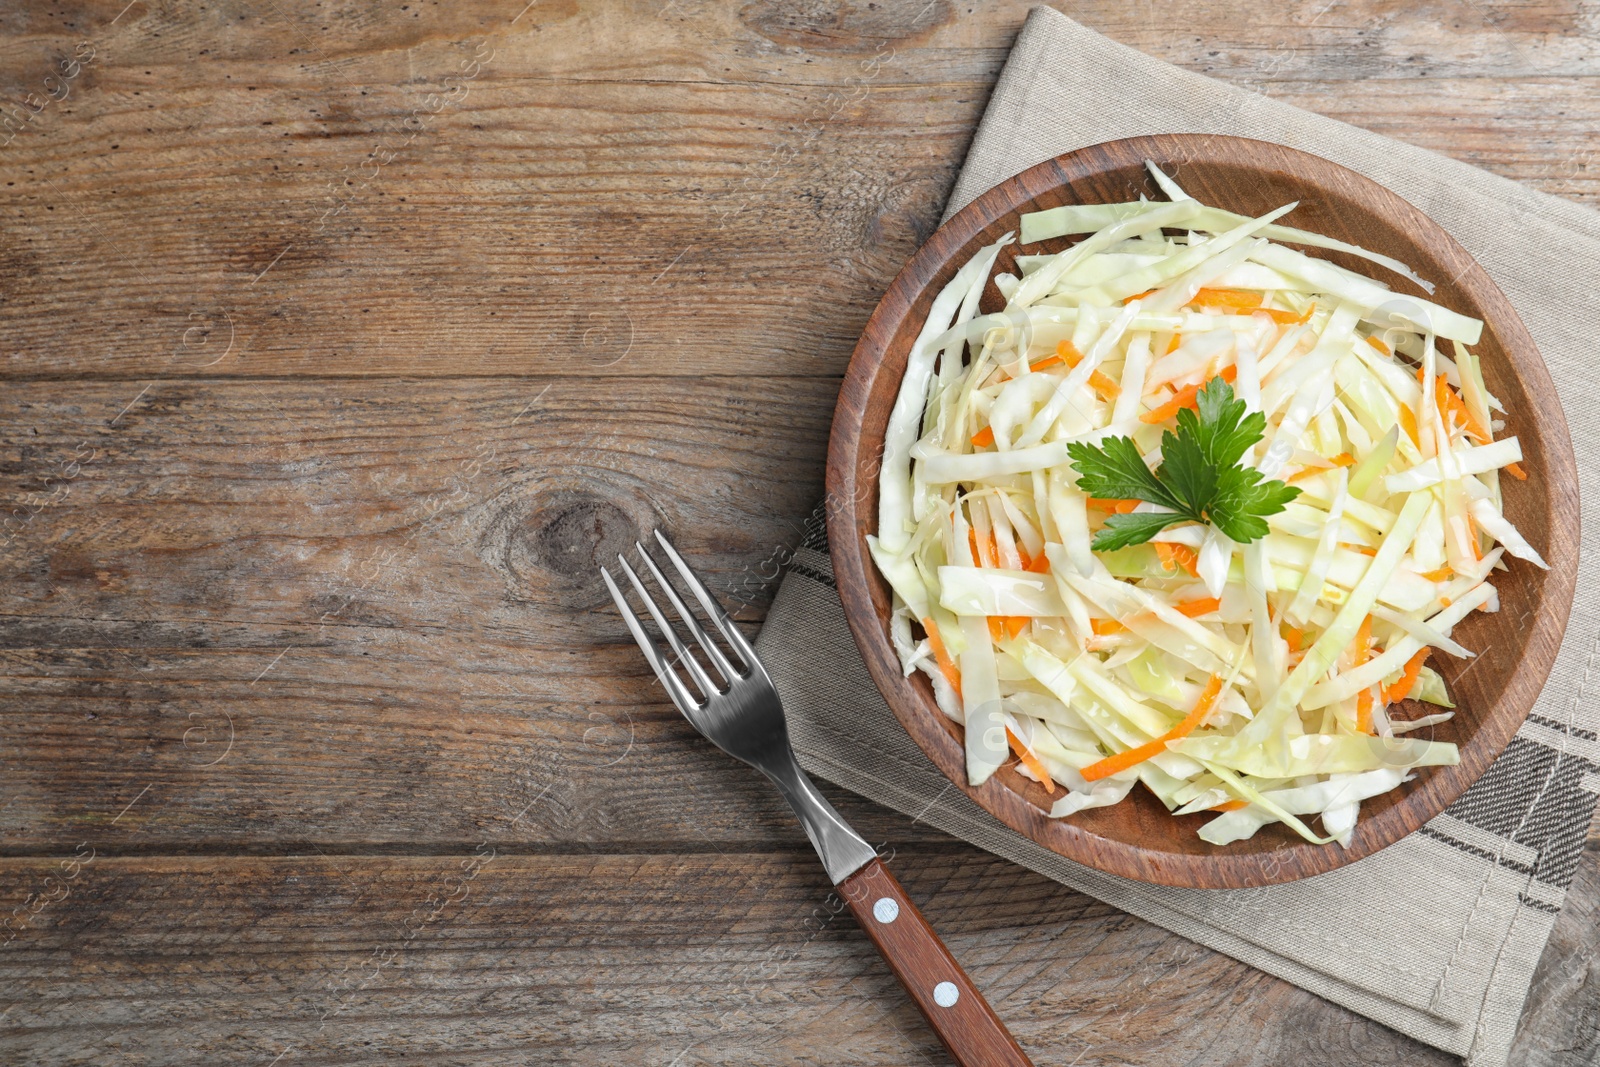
[0,1,1596,379]
[0,0,1595,1063]
[0,848,1471,1066]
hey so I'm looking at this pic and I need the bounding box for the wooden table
[0,2,1593,1063]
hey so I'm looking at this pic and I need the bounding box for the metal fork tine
[653,530,759,667]
[601,566,704,715]
[633,541,741,683]
[613,553,721,700]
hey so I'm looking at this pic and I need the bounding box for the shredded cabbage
[871,164,1544,846]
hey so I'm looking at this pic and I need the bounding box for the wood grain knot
[478,485,654,610]
[526,495,639,579]
[476,478,666,609]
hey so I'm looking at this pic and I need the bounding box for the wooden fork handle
[838,857,1034,1067]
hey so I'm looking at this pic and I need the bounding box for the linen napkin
[753,8,1600,1065]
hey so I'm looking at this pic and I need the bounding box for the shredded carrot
[1016,543,1049,574]
[1435,376,1485,443]
[1209,799,1249,812]
[1286,451,1350,483]
[1366,335,1392,356]
[970,426,995,448]
[1141,364,1238,424]
[1028,354,1064,372]
[1122,288,1157,304]
[1084,363,1124,402]
[1350,694,1376,735]
[1439,596,1453,608]
[1087,497,1141,513]
[1350,614,1372,665]
[1081,674,1224,782]
[967,527,999,568]
[1006,726,1058,794]
[1352,545,1378,557]
[1434,375,1525,475]
[1089,618,1126,636]
[1397,405,1420,448]
[1383,648,1431,705]
[1190,288,1263,312]
[988,616,1029,642]
[1254,301,1316,326]
[1419,565,1454,582]
[1281,623,1305,653]
[1054,340,1121,401]
[1427,377,1523,473]
[1352,615,1374,733]
[1287,454,1352,483]
[1466,511,1483,561]
[1176,596,1221,618]
[1154,541,1199,577]
[1164,332,1182,355]
[922,618,961,694]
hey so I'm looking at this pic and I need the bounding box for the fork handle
[838,857,1034,1067]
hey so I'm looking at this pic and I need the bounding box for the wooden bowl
[825,135,1580,888]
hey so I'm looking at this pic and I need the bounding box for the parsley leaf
[1189,376,1266,469]
[1065,377,1300,550]
[1063,434,1182,511]
[1092,511,1189,552]
[1209,462,1303,544]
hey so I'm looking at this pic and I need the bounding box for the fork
[602,531,1035,1067]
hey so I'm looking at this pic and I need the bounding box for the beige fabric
[753,8,1600,1065]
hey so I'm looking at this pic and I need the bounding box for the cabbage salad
[869,162,1545,846]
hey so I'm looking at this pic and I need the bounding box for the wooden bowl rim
[825,134,1580,889]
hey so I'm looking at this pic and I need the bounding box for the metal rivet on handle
[872,897,899,924]
[933,981,959,1008]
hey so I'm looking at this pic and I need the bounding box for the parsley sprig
[1066,377,1301,551]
